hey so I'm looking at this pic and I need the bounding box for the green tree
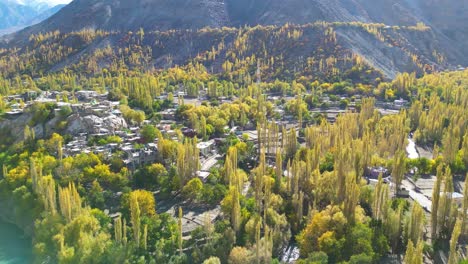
[228,247,253,264]
[89,180,105,209]
[405,203,425,245]
[182,178,203,200]
[203,257,221,264]
[448,218,462,264]
[130,192,141,248]
[141,125,158,143]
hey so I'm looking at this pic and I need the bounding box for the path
[201,154,220,171]
[402,179,432,212]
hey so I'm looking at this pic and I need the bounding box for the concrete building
[197,140,215,156]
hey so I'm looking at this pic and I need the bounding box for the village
[2,87,465,262]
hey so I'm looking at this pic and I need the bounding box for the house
[197,140,215,156]
[365,166,390,179]
[139,148,158,165]
[196,171,211,182]
[160,109,176,120]
[394,98,409,109]
[76,90,99,101]
[441,192,464,208]
[182,128,197,138]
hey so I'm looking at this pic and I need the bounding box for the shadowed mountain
[1,0,467,76]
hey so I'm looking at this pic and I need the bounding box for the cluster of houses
[3,89,412,179]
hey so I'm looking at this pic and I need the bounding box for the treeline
[0,34,467,262]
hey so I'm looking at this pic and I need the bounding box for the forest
[0,25,467,264]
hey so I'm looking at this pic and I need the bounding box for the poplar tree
[30,158,39,193]
[42,176,57,215]
[130,193,141,248]
[404,240,423,264]
[178,207,183,254]
[275,148,282,191]
[143,224,148,251]
[114,216,122,244]
[439,166,456,237]
[392,151,406,192]
[123,218,128,246]
[255,217,261,264]
[58,182,82,222]
[1,164,6,179]
[461,173,468,236]
[406,203,425,245]
[442,125,461,165]
[448,218,462,264]
[373,174,389,220]
[431,164,443,240]
[200,115,207,139]
[386,204,403,252]
[232,186,241,233]
[343,172,360,224]
[404,240,415,264]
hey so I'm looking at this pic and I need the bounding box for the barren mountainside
[1,0,467,75]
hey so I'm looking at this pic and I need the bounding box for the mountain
[1,0,467,77]
[0,0,65,35]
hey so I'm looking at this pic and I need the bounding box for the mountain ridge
[1,0,467,77]
[0,0,65,35]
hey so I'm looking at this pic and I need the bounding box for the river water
[0,221,32,264]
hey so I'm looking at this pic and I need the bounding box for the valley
[0,0,467,264]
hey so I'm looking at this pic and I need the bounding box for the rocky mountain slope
[0,22,449,80]
[1,0,467,75]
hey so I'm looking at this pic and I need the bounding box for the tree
[392,151,406,192]
[349,254,373,264]
[431,164,443,240]
[404,241,418,264]
[128,190,156,217]
[297,205,347,258]
[439,166,456,237]
[461,173,468,236]
[296,251,328,264]
[203,257,221,264]
[228,247,253,264]
[231,185,241,233]
[275,149,282,191]
[58,182,82,222]
[182,178,203,200]
[373,174,389,220]
[345,223,373,259]
[406,203,425,245]
[130,192,141,248]
[448,218,462,264]
[178,207,183,255]
[147,163,167,185]
[89,180,105,209]
[114,216,123,244]
[200,116,207,139]
[140,125,158,143]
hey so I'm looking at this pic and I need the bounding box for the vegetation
[0,23,467,264]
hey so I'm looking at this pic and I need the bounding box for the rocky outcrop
[66,113,127,135]
[0,107,128,144]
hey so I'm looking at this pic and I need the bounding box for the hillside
[0,23,449,80]
[1,0,467,68]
